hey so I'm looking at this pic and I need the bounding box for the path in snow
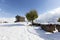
[0,23,60,40]
[0,23,43,40]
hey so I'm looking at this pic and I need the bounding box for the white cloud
[36,7,60,23]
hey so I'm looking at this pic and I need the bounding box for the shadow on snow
[34,27,60,40]
[0,23,25,27]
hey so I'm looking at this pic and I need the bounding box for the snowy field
[0,22,60,40]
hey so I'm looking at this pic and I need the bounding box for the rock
[41,24,55,33]
[56,24,60,32]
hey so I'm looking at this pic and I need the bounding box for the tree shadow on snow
[34,27,57,40]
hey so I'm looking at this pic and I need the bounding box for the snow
[36,7,60,23]
[0,22,60,40]
[27,26,60,40]
[0,18,15,23]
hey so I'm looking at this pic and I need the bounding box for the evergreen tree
[15,15,20,22]
[58,18,60,22]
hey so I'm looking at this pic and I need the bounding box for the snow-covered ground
[0,22,60,40]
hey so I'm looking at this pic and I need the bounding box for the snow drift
[36,7,60,23]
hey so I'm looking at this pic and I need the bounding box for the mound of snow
[36,7,60,23]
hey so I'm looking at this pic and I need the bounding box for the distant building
[15,15,25,22]
[19,16,25,22]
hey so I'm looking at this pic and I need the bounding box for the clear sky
[0,0,60,18]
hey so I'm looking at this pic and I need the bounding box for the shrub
[32,23,41,26]
[15,15,20,22]
[58,18,60,22]
[3,21,8,23]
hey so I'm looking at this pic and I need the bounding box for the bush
[58,18,60,22]
[15,15,20,22]
[41,24,55,33]
[3,21,8,23]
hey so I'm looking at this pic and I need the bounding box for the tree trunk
[32,20,33,25]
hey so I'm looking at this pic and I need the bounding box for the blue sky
[0,0,60,18]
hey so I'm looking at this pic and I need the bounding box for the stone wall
[32,23,60,33]
[41,24,55,33]
[56,24,60,32]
